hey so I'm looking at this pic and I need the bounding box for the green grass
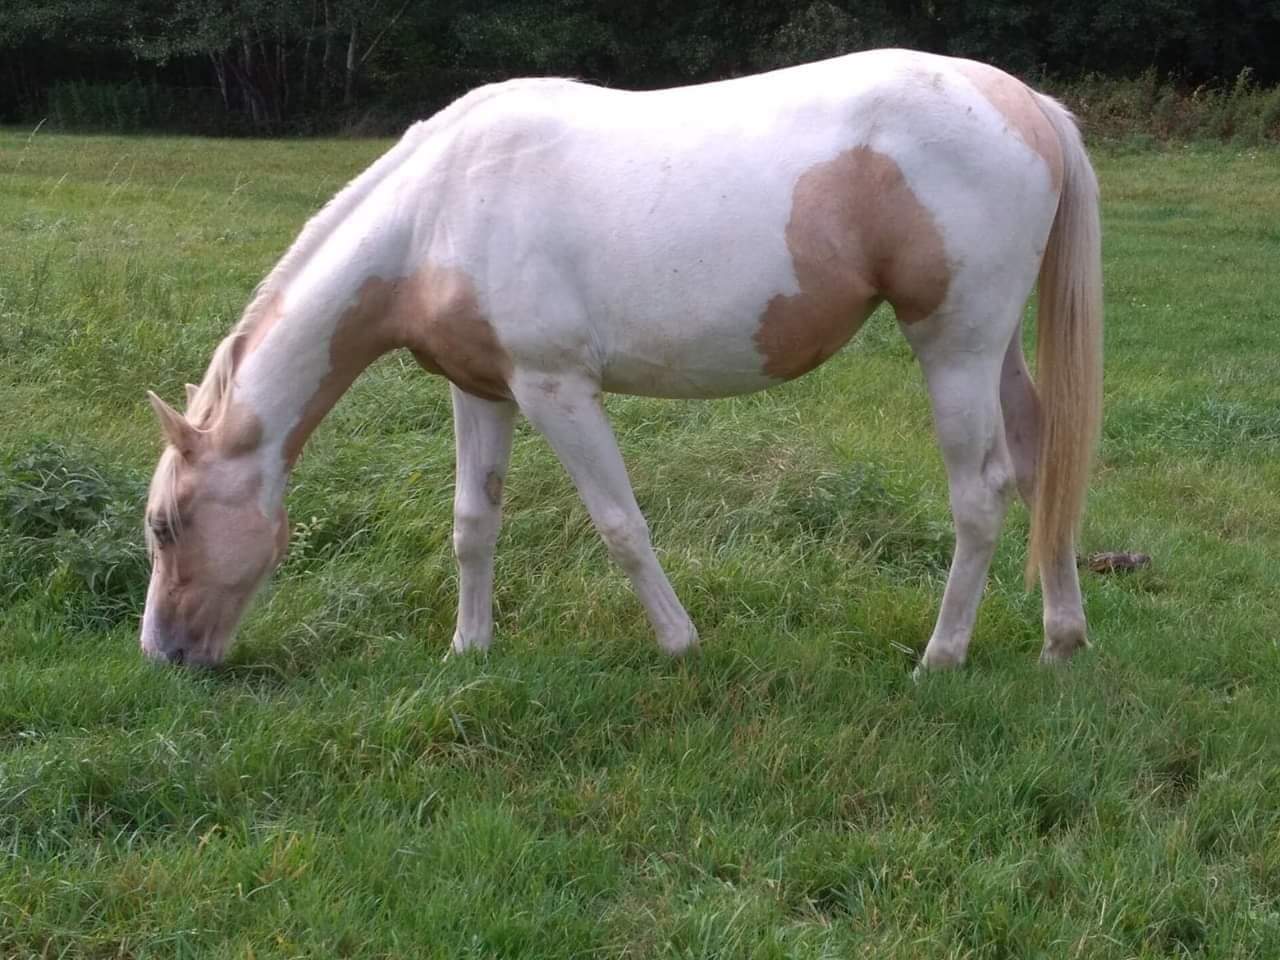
[3,128,1280,957]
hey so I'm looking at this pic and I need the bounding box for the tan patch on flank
[483,470,503,507]
[283,263,512,466]
[755,147,950,380]
[953,61,1064,192]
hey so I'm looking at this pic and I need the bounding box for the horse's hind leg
[510,372,697,655]
[999,322,1039,505]
[450,386,516,653]
[999,327,1088,662]
[906,317,1018,670]
[1038,542,1088,662]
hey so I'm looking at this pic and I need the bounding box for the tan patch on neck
[281,278,397,467]
[953,61,1064,192]
[282,263,512,466]
[756,147,950,380]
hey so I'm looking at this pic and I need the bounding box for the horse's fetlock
[1041,613,1089,662]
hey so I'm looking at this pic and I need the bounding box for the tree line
[3,0,1279,133]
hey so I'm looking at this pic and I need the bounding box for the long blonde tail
[1026,94,1104,583]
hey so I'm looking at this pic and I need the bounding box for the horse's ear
[148,391,200,457]
[184,383,199,408]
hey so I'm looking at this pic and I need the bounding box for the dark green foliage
[0,441,117,538]
[3,0,1280,133]
[45,79,228,134]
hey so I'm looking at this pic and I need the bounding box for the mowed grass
[2,127,1280,958]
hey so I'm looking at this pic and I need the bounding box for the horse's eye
[149,517,176,546]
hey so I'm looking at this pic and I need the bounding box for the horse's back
[447,49,1058,176]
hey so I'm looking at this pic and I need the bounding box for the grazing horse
[140,49,1102,669]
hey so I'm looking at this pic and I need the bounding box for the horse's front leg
[449,386,516,653]
[511,372,698,655]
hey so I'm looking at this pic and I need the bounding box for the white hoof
[451,629,491,656]
[658,620,699,657]
[1040,617,1089,664]
[914,649,966,679]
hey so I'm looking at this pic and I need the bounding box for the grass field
[2,128,1280,958]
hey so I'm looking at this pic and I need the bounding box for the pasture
[2,129,1279,957]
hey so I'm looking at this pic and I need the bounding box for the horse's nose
[166,647,186,666]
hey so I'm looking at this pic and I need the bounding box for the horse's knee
[595,509,651,567]
[987,452,1017,504]
[453,502,499,562]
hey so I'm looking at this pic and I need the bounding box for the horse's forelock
[145,447,185,553]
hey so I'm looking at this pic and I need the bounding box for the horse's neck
[231,248,409,486]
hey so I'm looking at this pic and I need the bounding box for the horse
[140,48,1102,670]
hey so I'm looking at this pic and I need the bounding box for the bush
[1054,68,1280,146]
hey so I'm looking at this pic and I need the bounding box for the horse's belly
[598,291,876,400]
[600,325,777,399]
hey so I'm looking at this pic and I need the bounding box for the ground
[1,130,1279,958]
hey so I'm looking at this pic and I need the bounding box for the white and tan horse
[141,49,1102,669]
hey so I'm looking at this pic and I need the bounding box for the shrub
[1053,68,1280,146]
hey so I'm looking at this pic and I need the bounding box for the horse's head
[139,389,288,666]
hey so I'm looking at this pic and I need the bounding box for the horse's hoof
[1040,618,1089,664]
[915,643,967,678]
[913,657,965,681]
[1039,638,1089,665]
[658,621,699,657]
[450,629,491,656]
